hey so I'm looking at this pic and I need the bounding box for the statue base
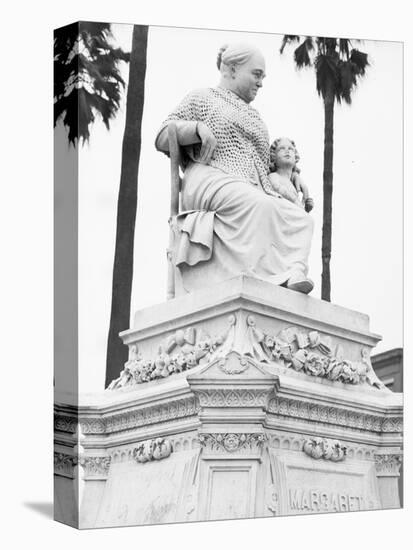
[54,276,402,528]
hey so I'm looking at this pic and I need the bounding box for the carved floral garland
[108,318,235,389]
[246,317,384,389]
[108,315,384,390]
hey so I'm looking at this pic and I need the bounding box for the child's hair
[269,137,301,174]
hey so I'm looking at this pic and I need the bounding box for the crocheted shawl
[159,87,275,195]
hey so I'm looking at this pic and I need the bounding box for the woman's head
[269,137,300,173]
[217,42,266,103]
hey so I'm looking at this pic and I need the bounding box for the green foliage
[54,22,130,145]
[280,36,369,104]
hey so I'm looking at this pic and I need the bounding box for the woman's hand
[196,122,217,163]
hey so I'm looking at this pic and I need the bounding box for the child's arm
[292,173,314,212]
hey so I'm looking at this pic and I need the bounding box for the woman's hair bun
[216,44,228,70]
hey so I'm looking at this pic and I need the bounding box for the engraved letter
[310,491,320,511]
[289,489,301,510]
[301,491,310,511]
[320,492,329,511]
[339,494,349,511]
[331,493,339,512]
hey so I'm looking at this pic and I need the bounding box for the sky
[72,24,403,393]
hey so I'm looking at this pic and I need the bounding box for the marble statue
[269,137,314,213]
[155,42,314,295]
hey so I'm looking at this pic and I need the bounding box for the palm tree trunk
[105,25,148,387]
[321,87,334,302]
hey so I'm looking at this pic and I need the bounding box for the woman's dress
[155,87,313,294]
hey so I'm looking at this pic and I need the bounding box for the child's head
[269,137,300,173]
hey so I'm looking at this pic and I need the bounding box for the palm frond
[350,49,369,75]
[293,37,315,68]
[280,34,300,54]
[336,61,355,104]
[315,53,339,99]
[54,21,130,146]
[338,39,351,60]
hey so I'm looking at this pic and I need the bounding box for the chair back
[167,122,182,217]
[166,122,183,300]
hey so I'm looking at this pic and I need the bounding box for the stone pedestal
[54,276,403,528]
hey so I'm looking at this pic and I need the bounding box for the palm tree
[54,22,129,144]
[105,25,149,387]
[54,22,149,387]
[280,36,369,301]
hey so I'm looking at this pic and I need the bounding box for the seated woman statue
[155,42,314,295]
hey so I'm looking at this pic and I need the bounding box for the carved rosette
[374,451,403,477]
[133,437,173,463]
[199,432,266,454]
[302,437,347,461]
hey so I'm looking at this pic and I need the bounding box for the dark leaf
[315,53,339,99]
[54,21,130,146]
[293,37,315,68]
[338,39,351,60]
[350,49,369,75]
[280,35,301,54]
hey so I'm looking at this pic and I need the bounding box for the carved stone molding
[374,451,403,477]
[107,312,387,390]
[170,434,200,453]
[246,316,384,389]
[54,452,111,479]
[81,456,111,478]
[54,415,106,435]
[303,437,347,461]
[267,397,402,434]
[105,397,199,434]
[197,389,269,408]
[199,432,266,454]
[54,452,76,478]
[133,437,173,463]
[268,433,377,461]
[55,397,200,436]
[110,437,188,464]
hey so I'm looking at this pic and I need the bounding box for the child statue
[269,137,314,213]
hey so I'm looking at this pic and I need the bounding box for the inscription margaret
[289,489,365,513]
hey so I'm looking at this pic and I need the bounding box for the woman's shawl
[157,87,276,195]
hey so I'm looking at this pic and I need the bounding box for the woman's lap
[178,162,313,292]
